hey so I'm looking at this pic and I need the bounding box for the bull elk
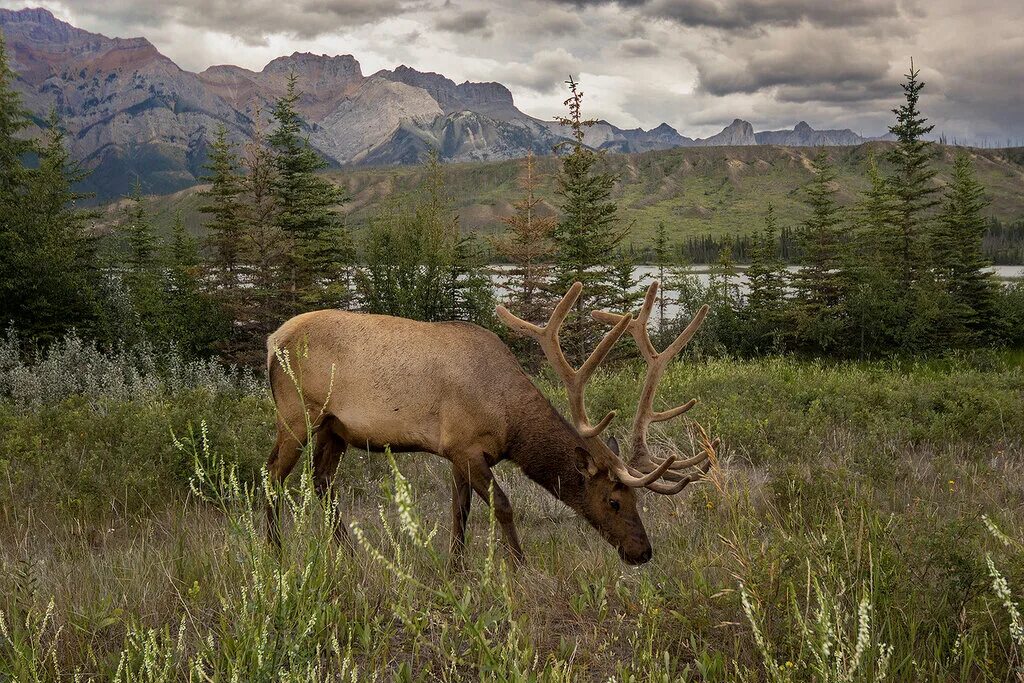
[265,281,716,565]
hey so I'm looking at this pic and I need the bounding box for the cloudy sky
[4,0,1022,142]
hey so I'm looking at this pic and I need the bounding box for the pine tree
[0,29,32,206]
[166,211,227,356]
[743,203,786,353]
[0,29,37,335]
[551,76,626,362]
[358,153,491,325]
[115,185,167,346]
[937,151,998,343]
[269,73,352,310]
[0,110,102,343]
[790,150,845,353]
[491,152,556,319]
[887,59,939,287]
[199,124,245,290]
[845,154,903,357]
[652,221,672,339]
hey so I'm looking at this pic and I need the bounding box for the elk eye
[609,499,620,512]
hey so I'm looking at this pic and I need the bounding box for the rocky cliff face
[0,7,877,201]
[755,121,866,146]
[693,119,758,146]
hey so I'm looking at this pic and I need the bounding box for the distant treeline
[611,218,1024,265]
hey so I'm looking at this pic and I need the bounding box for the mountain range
[1,7,875,201]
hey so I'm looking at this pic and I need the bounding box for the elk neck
[505,392,587,512]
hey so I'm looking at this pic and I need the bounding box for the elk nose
[637,547,652,564]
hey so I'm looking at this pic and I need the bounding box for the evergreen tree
[743,203,786,353]
[0,30,32,206]
[936,151,998,343]
[199,124,245,290]
[550,76,626,362]
[887,59,939,287]
[845,154,903,357]
[491,152,556,319]
[651,221,672,342]
[608,249,644,315]
[16,111,102,342]
[0,29,36,334]
[358,154,491,325]
[166,211,227,356]
[706,234,741,351]
[114,185,166,347]
[269,73,352,310]
[790,150,845,353]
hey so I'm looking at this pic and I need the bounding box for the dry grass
[1,348,1023,680]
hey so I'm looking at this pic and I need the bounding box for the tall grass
[0,338,1022,679]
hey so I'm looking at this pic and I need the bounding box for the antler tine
[497,282,632,439]
[634,437,718,494]
[593,282,709,462]
[610,453,678,488]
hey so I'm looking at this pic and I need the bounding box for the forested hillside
[103,142,1024,260]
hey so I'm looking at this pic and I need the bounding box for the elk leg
[265,422,305,548]
[462,455,525,565]
[312,431,352,547]
[449,466,472,566]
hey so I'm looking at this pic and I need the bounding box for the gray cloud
[548,0,901,29]
[693,29,894,99]
[56,0,408,44]
[643,0,901,30]
[617,37,660,58]
[434,7,492,35]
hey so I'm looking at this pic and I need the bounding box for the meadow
[1,335,1023,681]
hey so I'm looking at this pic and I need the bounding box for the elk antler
[498,282,688,491]
[592,281,718,495]
[497,282,631,439]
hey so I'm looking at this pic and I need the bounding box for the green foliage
[269,73,353,311]
[743,204,786,354]
[2,111,102,344]
[934,152,1000,344]
[198,124,245,289]
[358,154,494,325]
[886,59,940,287]
[551,76,627,363]
[790,150,846,354]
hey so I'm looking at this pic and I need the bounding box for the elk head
[498,281,718,565]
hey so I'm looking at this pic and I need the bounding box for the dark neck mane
[506,392,586,511]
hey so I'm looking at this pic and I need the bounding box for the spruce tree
[0,30,32,206]
[0,29,36,334]
[269,73,352,310]
[14,111,102,342]
[790,150,845,353]
[199,124,245,290]
[937,151,998,343]
[550,76,626,362]
[116,185,166,347]
[887,59,939,287]
[166,211,226,356]
[359,153,491,325]
[743,203,786,353]
[491,152,556,318]
[651,221,672,341]
[846,154,903,357]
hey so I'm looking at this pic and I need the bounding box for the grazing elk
[265,281,716,565]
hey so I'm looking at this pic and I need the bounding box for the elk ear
[574,447,600,478]
[605,435,620,457]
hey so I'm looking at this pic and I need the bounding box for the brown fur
[265,309,654,565]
